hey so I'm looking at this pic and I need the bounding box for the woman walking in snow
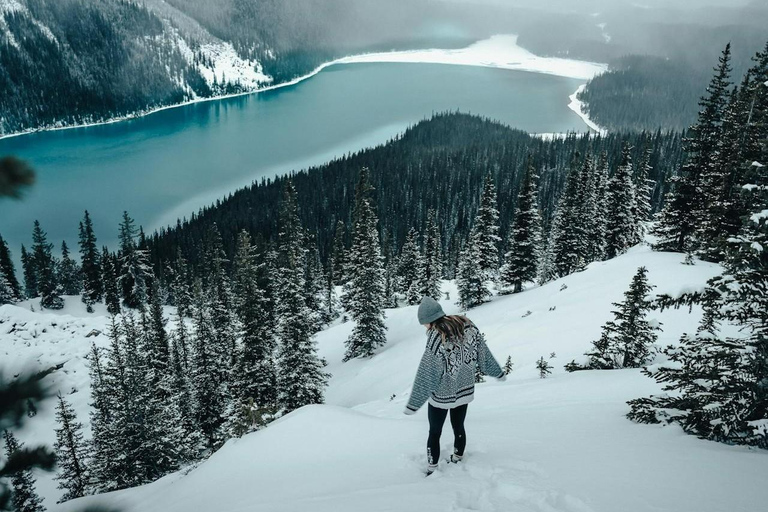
[404,296,506,475]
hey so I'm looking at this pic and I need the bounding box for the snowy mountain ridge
[2,244,766,512]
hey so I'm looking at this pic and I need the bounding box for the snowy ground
[3,244,766,511]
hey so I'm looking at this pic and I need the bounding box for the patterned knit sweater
[405,323,505,412]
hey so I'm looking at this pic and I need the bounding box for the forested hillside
[143,114,683,282]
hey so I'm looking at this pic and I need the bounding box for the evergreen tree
[588,151,610,262]
[78,211,102,312]
[342,169,387,361]
[417,210,442,300]
[0,274,14,305]
[330,220,347,286]
[53,394,90,502]
[275,182,329,412]
[0,235,22,300]
[585,267,660,369]
[101,248,121,315]
[398,228,423,305]
[2,431,45,512]
[457,235,491,310]
[500,159,542,293]
[20,245,36,299]
[551,155,590,277]
[31,221,63,309]
[57,241,81,296]
[473,174,502,277]
[190,284,226,450]
[118,211,151,309]
[230,231,278,431]
[503,356,514,375]
[170,249,193,318]
[653,44,733,253]
[628,153,768,448]
[604,144,638,259]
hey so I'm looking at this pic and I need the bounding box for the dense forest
[143,114,684,282]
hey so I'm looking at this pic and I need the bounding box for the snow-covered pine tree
[503,356,514,375]
[652,44,733,254]
[169,310,200,453]
[53,393,90,502]
[330,220,347,286]
[304,234,329,325]
[229,230,278,434]
[342,168,387,361]
[190,283,227,450]
[576,152,599,263]
[275,181,329,413]
[202,224,237,393]
[536,357,553,378]
[604,144,638,259]
[118,211,152,309]
[588,151,610,262]
[100,247,121,315]
[0,274,14,305]
[380,229,399,309]
[457,234,491,310]
[57,241,81,296]
[473,174,502,278]
[86,340,119,492]
[31,220,63,309]
[169,249,193,318]
[417,210,442,300]
[551,154,589,277]
[537,203,562,285]
[628,151,768,448]
[632,146,655,244]
[500,158,542,293]
[3,430,45,512]
[0,234,22,301]
[78,211,102,312]
[584,266,660,369]
[398,227,423,305]
[20,245,36,299]
[141,282,190,472]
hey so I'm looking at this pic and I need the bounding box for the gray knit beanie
[418,296,445,325]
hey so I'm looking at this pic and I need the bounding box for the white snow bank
[335,35,607,81]
[568,84,606,135]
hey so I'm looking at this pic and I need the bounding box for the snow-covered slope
[3,246,767,511]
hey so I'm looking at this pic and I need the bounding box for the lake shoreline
[0,35,607,141]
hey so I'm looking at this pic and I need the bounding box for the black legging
[427,403,468,465]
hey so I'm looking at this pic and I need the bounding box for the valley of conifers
[0,1,767,512]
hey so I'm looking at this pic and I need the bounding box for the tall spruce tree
[57,241,81,296]
[551,154,589,277]
[457,234,491,310]
[230,231,278,430]
[604,144,638,259]
[2,431,45,512]
[342,168,387,361]
[0,235,21,301]
[78,211,102,312]
[20,245,36,300]
[330,220,347,286]
[275,181,329,413]
[53,394,90,502]
[118,212,151,309]
[398,227,423,305]
[584,266,660,369]
[417,210,442,300]
[31,220,63,309]
[633,147,655,244]
[100,248,121,315]
[653,44,733,253]
[473,174,502,277]
[500,158,542,293]
[589,151,610,262]
[190,283,227,450]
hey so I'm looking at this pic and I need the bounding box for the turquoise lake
[0,62,587,257]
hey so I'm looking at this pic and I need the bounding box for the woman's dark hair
[430,315,473,343]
